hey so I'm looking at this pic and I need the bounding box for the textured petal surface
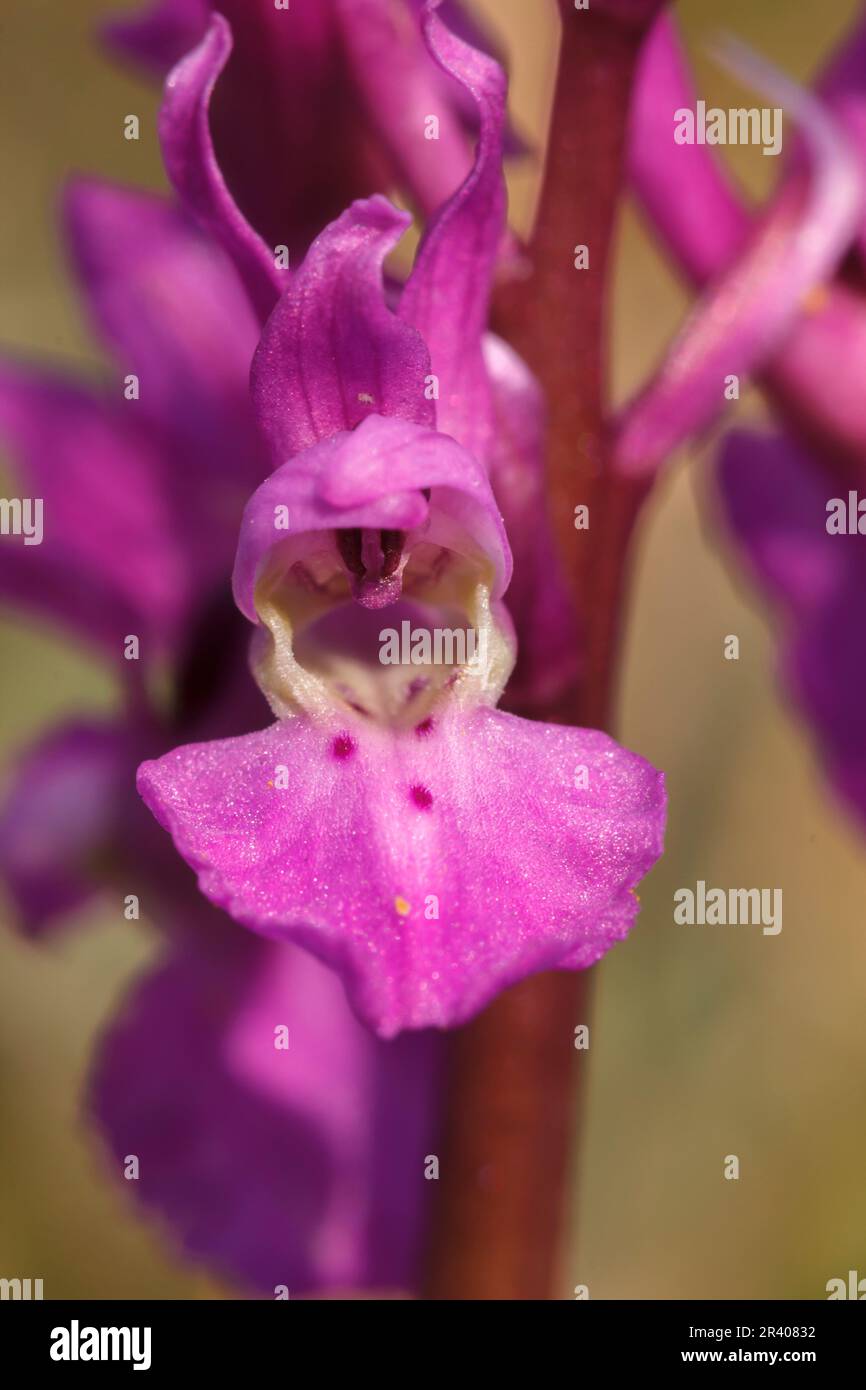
[251,198,434,462]
[616,44,863,476]
[90,934,441,1293]
[138,707,665,1036]
[0,722,133,935]
[0,365,188,655]
[159,14,285,320]
[398,2,506,461]
[197,0,378,261]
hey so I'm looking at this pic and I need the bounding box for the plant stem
[423,5,658,1300]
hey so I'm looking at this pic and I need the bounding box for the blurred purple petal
[102,0,209,75]
[339,0,474,227]
[63,177,259,464]
[717,429,866,826]
[616,43,863,477]
[90,936,441,1293]
[137,707,664,1038]
[0,366,189,655]
[0,722,133,935]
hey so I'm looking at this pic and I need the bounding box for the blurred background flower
[1,0,865,1299]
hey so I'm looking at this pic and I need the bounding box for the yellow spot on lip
[395,896,412,917]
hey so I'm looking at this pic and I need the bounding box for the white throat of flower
[250,527,515,729]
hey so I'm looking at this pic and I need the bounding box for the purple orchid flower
[0,0,579,1294]
[136,8,667,1040]
[620,8,866,829]
[0,0,668,1291]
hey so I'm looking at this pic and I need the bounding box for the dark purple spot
[336,528,365,578]
[411,783,433,810]
[415,717,435,737]
[332,734,355,761]
[380,529,405,578]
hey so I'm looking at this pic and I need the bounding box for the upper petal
[137,708,665,1037]
[482,334,579,712]
[399,0,507,461]
[251,197,434,461]
[0,365,189,656]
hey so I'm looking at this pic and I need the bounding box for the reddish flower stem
[423,6,659,1300]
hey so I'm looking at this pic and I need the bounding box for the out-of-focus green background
[1,0,864,1298]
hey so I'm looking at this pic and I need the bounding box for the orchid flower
[621,8,866,828]
[0,176,443,1295]
[0,0,517,1293]
[0,0,668,1293]
[136,8,667,1039]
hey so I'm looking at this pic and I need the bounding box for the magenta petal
[0,365,189,655]
[90,937,440,1293]
[63,178,259,452]
[616,45,863,477]
[101,0,209,75]
[251,198,434,462]
[0,722,132,935]
[399,2,506,461]
[159,14,285,321]
[137,709,665,1037]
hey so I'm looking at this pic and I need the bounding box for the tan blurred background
[1,0,864,1298]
